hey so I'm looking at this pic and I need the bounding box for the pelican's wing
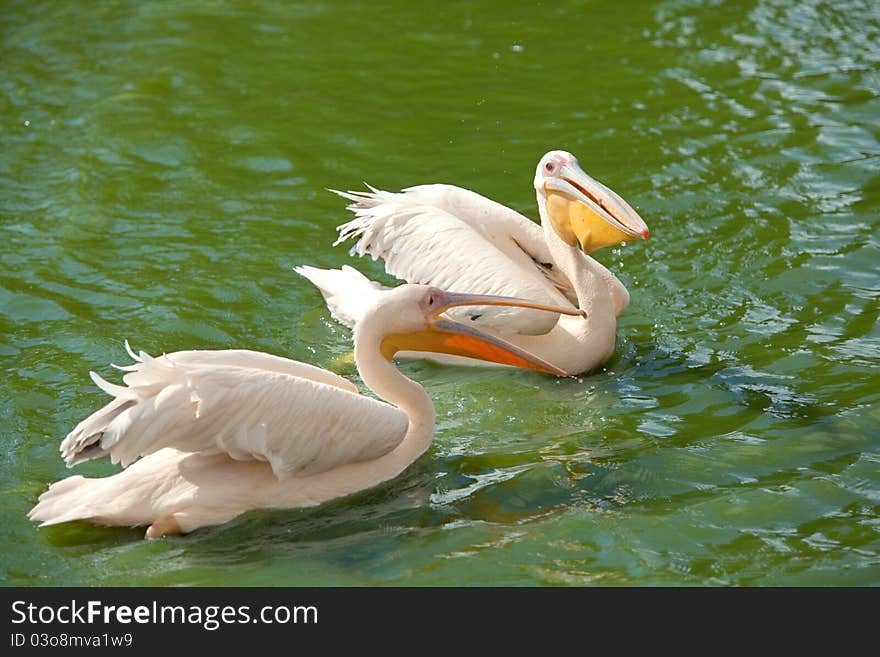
[59,345,409,481]
[334,184,574,335]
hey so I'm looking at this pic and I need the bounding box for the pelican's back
[334,184,574,335]
[59,345,409,480]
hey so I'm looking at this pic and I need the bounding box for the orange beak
[381,291,583,376]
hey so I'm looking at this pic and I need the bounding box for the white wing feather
[60,347,409,481]
[334,184,574,335]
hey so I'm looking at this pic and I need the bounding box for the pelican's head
[534,150,649,253]
[370,284,585,376]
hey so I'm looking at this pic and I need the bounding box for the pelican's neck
[353,317,436,455]
[260,316,438,514]
[537,195,605,313]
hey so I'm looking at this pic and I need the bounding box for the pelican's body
[29,285,576,538]
[306,151,649,375]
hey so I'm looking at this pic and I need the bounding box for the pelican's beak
[544,161,649,252]
[381,291,585,376]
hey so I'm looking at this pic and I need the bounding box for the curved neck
[537,195,606,313]
[353,317,436,457]
[263,321,438,513]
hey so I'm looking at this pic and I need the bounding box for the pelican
[301,150,649,376]
[28,284,580,538]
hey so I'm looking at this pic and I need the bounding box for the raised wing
[60,344,409,481]
[334,184,574,335]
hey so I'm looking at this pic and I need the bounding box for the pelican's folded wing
[334,184,574,335]
[59,345,409,481]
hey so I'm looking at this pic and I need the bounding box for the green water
[2,0,879,586]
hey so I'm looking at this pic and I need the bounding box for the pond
[2,0,878,585]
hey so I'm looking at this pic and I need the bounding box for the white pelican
[29,284,579,538]
[300,150,649,375]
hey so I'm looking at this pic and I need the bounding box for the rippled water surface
[2,0,879,585]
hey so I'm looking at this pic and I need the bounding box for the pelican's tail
[295,264,390,329]
[28,448,264,538]
[27,454,183,536]
[28,475,98,527]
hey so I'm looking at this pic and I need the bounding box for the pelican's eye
[544,161,556,174]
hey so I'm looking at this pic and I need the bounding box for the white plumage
[335,184,572,334]
[293,265,387,329]
[61,344,408,480]
[315,151,650,375]
[29,284,575,538]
